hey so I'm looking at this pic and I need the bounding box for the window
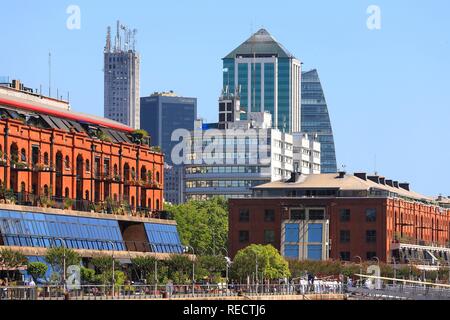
[264,209,275,222]
[86,159,90,172]
[65,156,70,169]
[340,230,350,243]
[239,209,249,222]
[308,223,323,242]
[284,245,299,259]
[20,148,26,162]
[307,245,322,260]
[290,209,305,220]
[340,252,351,261]
[44,152,49,165]
[366,230,377,243]
[309,209,325,220]
[339,209,351,222]
[366,208,377,222]
[366,252,377,260]
[239,230,249,243]
[264,230,275,244]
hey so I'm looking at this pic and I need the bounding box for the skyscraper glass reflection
[301,69,337,173]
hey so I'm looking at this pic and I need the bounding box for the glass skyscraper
[301,69,337,173]
[223,29,301,133]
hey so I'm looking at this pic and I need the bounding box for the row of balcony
[0,190,169,220]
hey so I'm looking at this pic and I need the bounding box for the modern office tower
[301,69,337,173]
[140,92,197,204]
[223,28,302,133]
[104,21,141,129]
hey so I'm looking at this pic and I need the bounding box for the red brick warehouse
[229,172,450,264]
[0,81,164,214]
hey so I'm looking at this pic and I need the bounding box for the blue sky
[0,0,449,196]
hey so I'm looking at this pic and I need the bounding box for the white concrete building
[183,112,320,201]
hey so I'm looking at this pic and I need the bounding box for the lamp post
[56,238,67,294]
[108,241,116,299]
[220,247,231,289]
[185,245,195,296]
[255,252,259,295]
[354,256,363,288]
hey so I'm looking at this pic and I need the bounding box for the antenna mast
[48,52,51,97]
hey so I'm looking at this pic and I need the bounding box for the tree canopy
[231,244,291,281]
[166,197,228,255]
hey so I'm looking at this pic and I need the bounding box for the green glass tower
[223,29,302,133]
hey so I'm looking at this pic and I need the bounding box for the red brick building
[0,81,164,214]
[229,172,450,265]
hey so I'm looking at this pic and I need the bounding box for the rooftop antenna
[48,52,52,97]
[105,26,111,52]
[374,154,378,175]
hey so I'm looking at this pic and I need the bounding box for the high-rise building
[104,21,140,129]
[183,112,320,202]
[140,92,197,204]
[223,29,302,133]
[301,69,337,173]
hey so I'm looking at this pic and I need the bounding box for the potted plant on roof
[131,129,149,144]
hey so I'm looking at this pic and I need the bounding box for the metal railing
[0,283,345,301]
[0,190,170,220]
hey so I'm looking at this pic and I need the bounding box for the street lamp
[108,241,116,299]
[56,238,67,294]
[354,256,363,288]
[184,245,195,296]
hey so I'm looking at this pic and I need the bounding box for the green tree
[0,248,28,281]
[166,197,228,255]
[196,255,227,283]
[231,244,290,281]
[166,254,194,284]
[44,247,81,283]
[27,262,48,282]
[80,267,96,284]
[130,256,158,282]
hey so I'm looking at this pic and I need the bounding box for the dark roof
[224,29,296,59]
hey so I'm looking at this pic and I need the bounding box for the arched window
[44,185,49,196]
[131,167,136,180]
[85,190,89,201]
[86,159,90,172]
[113,164,118,176]
[124,163,130,181]
[65,187,70,198]
[140,166,147,182]
[65,156,70,169]
[21,148,26,162]
[148,198,152,210]
[156,171,160,183]
[44,152,49,165]
[10,143,18,163]
[20,182,26,192]
[156,199,160,211]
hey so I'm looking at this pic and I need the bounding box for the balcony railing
[0,190,170,220]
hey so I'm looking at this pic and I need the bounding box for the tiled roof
[254,173,434,202]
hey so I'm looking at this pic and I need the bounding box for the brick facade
[229,197,450,263]
[0,117,164,212]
